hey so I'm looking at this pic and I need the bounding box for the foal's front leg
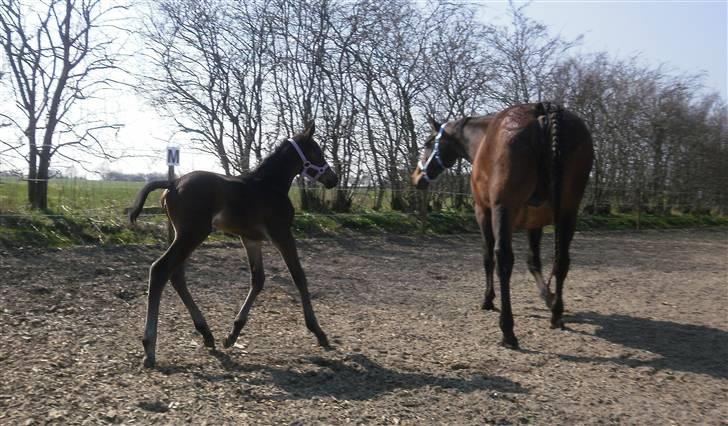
[223,238,265,348]
[270,230,330,348]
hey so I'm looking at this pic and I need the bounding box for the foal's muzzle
[321,169,338,189]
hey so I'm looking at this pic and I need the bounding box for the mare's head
[289,122,338,189]
[411,117,462,190]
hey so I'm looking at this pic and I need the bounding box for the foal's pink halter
[288,138,330,182]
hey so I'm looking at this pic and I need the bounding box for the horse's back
[170,170,293,239]
[471,103,593,227]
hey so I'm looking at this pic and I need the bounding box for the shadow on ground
[562,312,728,379]
[161,351,526,401]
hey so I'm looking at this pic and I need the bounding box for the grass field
[1,177,726,248]
[0,177,419,214]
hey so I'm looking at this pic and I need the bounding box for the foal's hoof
[501,335,520,350]
[222,336,236,349]
[142,356,156,369]
[317,336,332,350]
[542,292,556,309]
[203,334,216,349]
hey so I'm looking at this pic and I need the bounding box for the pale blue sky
[481,0,727,98]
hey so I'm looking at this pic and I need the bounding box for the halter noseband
[418,124,447,182]
[288,138,330,182]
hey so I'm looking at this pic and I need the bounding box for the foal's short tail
[129,180,173,225]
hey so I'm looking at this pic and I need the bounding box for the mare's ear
[427,116,442,132]
[302,121,316,139]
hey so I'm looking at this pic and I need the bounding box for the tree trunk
[34,151,51,210]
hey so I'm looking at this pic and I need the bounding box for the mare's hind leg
[492,204,518,349]
[550,212,577,329]
[270,229,330,348]
[476,206,497,311]
[527,228,555,307]
[170,264,215,349]
[223,238,265,348]
[142,227,209,368]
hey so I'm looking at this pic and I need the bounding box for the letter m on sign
[167,147,180,166]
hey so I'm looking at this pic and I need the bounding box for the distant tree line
[1,0,725,215]
[140,0,727,214]
[102,171,167,182]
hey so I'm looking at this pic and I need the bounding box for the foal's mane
[248,137,294,178]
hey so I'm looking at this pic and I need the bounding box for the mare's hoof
[501,336,520,350]
[550,318,565,330]
[481,302,499,312]
[142,356,156,369]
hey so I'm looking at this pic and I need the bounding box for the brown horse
[412,103,594,349]
[129,122,338,368]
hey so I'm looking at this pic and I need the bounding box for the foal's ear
[302,121,316,139]
[427,116,441,132]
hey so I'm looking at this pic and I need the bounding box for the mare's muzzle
[412,167,430,190]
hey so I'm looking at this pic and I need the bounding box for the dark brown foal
[129,122,337,368]
[412,103,594,349]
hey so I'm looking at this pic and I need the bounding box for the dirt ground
[1,228,726,425]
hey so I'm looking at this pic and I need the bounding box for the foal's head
[290,122,338,189]
[411,117,462,190]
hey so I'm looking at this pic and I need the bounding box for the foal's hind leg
[223,238,265,348]
[271,229,330,348]
[142,229,209,368]
[527,228,555,307]
[170,265,215,349]
[476,206,497,311]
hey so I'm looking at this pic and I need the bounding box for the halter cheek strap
[288,138,330,182]
[418,125,447,182]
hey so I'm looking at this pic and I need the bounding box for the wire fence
[1,149,726,247]
[1,174,725,217]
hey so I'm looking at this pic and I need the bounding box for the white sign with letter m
[167,146,180,166]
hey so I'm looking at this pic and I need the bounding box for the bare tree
[549,52,728,214]
[0,0,126,209]
[140,0,272,175]
[484,1,580,107]
[141,0,232,174]
[266,0,334,210]
[422,6,493,210]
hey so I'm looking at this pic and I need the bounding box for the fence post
[167,164,174,243]
[635,187,642,231]
[419,189,429,234]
